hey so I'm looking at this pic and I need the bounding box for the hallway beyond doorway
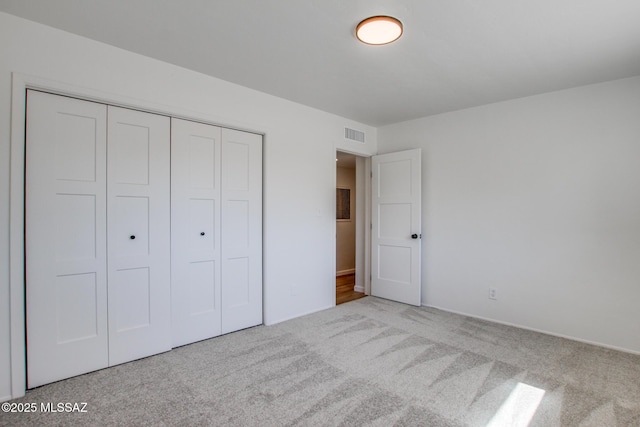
[336,274,365,305]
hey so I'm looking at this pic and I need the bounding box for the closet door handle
[200,232,205,236]
[411,234,418,239]
[130,235,136,240]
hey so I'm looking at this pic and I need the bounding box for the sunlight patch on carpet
[487,382,546,427]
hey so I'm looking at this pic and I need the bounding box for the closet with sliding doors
[25,90,262,388]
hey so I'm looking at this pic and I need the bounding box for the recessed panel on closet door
[26,90,108,388]
[221,128,263,334]
[171,118,222,347]
[107,106,171,365]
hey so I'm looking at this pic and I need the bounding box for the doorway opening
[336,151,370,305]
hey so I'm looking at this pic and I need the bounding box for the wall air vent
[344,127,365,143]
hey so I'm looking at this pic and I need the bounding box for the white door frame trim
[8,72,266,400]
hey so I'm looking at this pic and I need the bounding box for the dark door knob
[411,234,418,239]
[130,235,136,240]
[200,232,205,236]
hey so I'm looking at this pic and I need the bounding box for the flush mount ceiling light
[356,15,403,45]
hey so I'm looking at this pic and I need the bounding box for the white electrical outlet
[489,287,497,300]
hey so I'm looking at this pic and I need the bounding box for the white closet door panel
[26,91,108,388]
[225,257,250,307]
[171,118,222,347]
[114,196,150,258]
[114,267,151,330]
[189,199,216,253]
[107,106,171,365]
[221,128,263,334]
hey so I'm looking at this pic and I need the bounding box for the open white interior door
[371,149,422,306]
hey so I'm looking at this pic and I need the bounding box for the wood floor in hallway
[336,273,366,305]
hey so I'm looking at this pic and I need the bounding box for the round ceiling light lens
[356,16,403,45]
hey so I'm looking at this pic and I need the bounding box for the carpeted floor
[2,297,639,426]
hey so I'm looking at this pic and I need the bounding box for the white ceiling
[1,0,639,126]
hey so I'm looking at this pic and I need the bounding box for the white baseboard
[264,304,335,326]
[336,269,355,277]
[354,285,365,293]
[424,303,640,356]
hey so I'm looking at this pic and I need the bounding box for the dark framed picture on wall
[336,187,350,221]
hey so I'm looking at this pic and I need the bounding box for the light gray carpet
[2,297,639,426]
